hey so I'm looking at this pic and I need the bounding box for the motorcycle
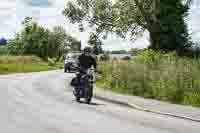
[71,68,95,104]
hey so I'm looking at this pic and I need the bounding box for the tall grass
[0,55,46,64]
[98,50,200,107]
[0,55,63,74]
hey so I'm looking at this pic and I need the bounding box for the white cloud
[0,0,200,50]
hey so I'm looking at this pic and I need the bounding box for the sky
[0,0,200,50]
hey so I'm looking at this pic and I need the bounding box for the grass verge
[0,64,52,74]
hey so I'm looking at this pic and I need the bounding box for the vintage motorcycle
[71,68,95,104]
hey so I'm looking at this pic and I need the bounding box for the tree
[47,25,81,60]
[49,26,68,60]
[7,34,23,55]
[88,33,103,55]
[63,0,193,54]
[7,17,81,59]
[20,17,51,58]
[65,35,81,53]
[7,17,51,59]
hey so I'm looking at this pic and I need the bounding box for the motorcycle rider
[78,47,97,73]
[71,47,97,90]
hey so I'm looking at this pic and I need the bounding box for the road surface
[1,70,200,133]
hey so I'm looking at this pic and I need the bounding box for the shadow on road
[89,102,105,106]
[73,100,105,106]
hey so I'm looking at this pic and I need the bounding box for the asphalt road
[1,70,200,133]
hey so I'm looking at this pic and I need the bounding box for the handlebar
[76,67,102,74]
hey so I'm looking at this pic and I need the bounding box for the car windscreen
[66,54,79,60]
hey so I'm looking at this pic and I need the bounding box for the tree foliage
[63,0,193,53]
[88,33,103,55]
[65,34,81,53]
[7,17,81,59]
[49,26,67,59]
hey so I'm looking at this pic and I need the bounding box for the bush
[98,50,200,107]
[47,58,56,66]
[0,46,8,55]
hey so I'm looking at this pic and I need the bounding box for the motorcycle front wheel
[73,89,80,102]
[76,97,80,102]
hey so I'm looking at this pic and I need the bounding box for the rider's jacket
[78,54,97,72]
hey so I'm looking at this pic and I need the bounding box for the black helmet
[83,47,92,53]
